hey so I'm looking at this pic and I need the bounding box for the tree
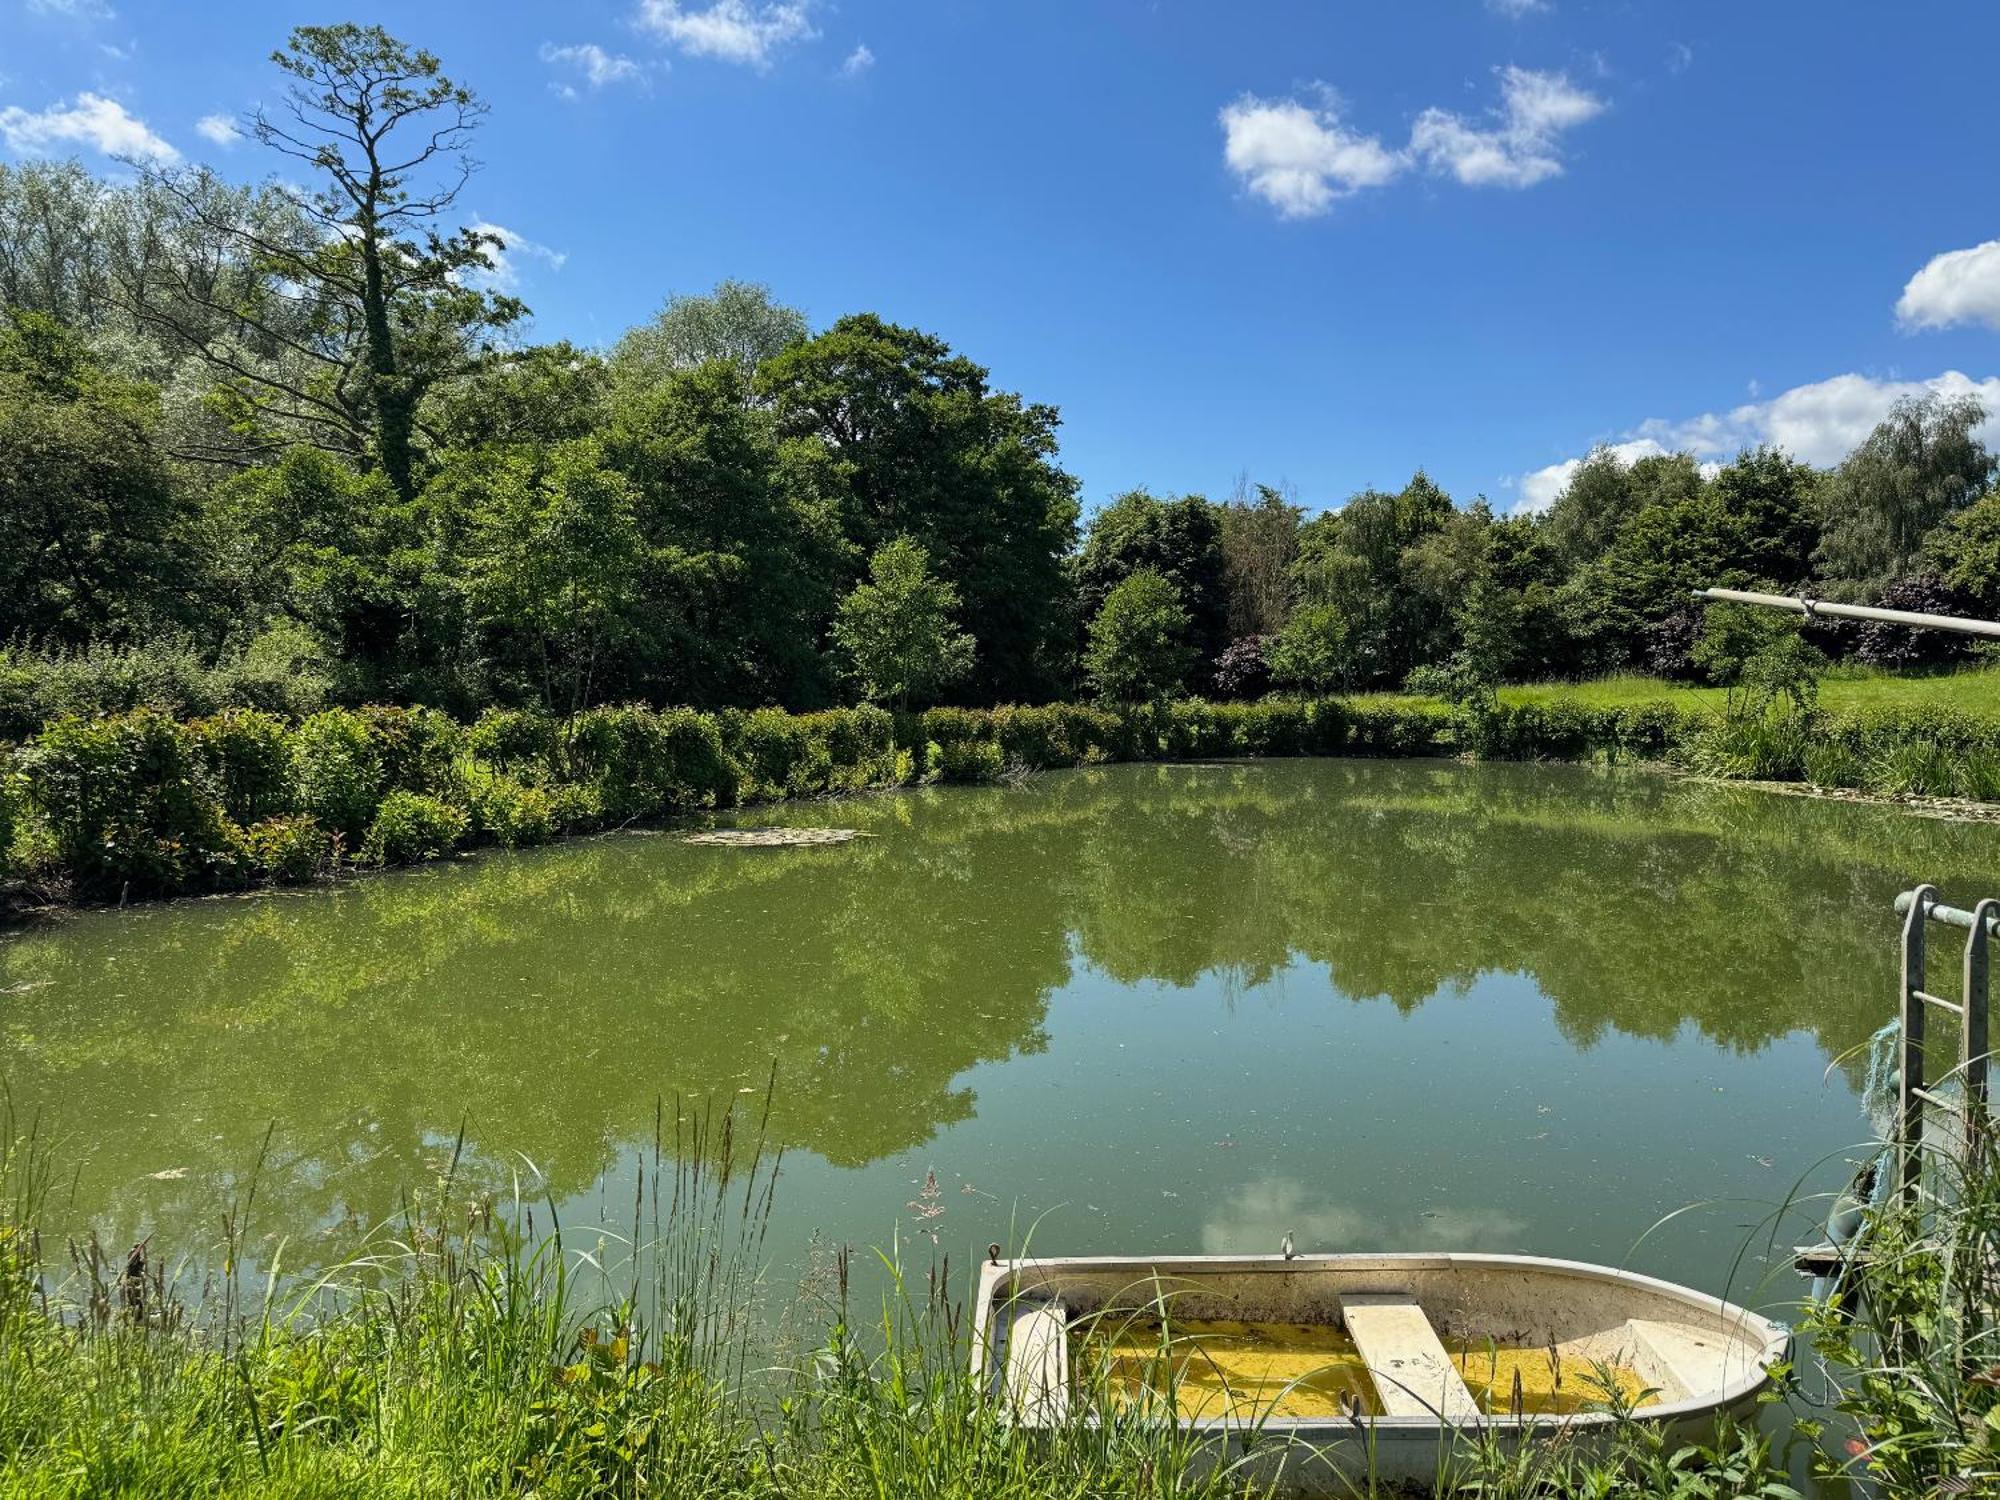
[1082,570,1194,703]
[610,280,809,391]
[1219,483,1302,637]
[140,25,520,499]
[602,360,847,707]
[0,311,197,642]
[1265,603,1354,695]
[1540,450,1704,569]
[759,314,1079,702]
[1077,490,1229,674]
[1816,393,1995,592]
[451,442,653,714]
[832,538,975,709]
[1709,447,1819,586]
[1919,487,2000,618]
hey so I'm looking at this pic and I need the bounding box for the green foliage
[759,313,1080,703]
[832,538,977,708]
[360,791,469,865]
[189,709,295,824]
[1082,570,1194,703]
[0,310,198,645]
[468,772,557,848]
[1920,486,2000,617]
[20,710,237,895]
[1816,392,1996,591]
[1266,602,1354,694]
[1077,490,1230,673]
[567,705,738,818]
[610,279,809,389]
[235,814,332,883]
[290,708,383,845]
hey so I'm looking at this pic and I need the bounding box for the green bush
[189,709,295,823]
[21,710,238,895]
[360,791,469,866]
[568,705,738,818]
[359,705,465,800]
[990,704,1121,768]
[0,757,20,882]
[934,736,1004,784]
[236,814,332,883]
[470,772,556,848]
[467,707,561,776]
[291,709,383,845]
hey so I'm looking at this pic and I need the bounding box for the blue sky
[6,0,2000,517]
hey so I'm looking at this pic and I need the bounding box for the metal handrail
[1896,886,1994,1203]
[1693,586,2000,639]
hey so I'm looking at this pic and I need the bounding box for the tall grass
[0,1091,1834,1499]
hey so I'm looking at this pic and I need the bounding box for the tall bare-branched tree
[137,24,520,497]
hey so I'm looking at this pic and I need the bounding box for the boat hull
[970,1251,1790,1492]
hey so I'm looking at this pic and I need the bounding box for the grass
[0,1090,1831,1500]
[1376,663,2000,718]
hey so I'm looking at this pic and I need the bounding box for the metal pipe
[1691,586,2000,639]
[1895,889,2000,935]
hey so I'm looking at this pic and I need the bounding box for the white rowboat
[971,1252,1789,1492]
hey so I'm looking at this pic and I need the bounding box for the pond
[3,758,1994,1318]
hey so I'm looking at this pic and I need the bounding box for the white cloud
[1666,41,1695,74]
[1412,66,1603,188]
[464,222,568,292]
[1219,91,1403,219]
[1485,0,1550,16]
[0,92,177,163]
[1897,240,2000,333]
[27,0,114,18]
[540,42,647,97]
[194,113,239,147]
[1512,369,2000,514]
[841,43,874,77]
[633,0,816,68]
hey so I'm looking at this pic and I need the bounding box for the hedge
[2,695,1997,907]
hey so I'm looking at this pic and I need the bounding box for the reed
[1,1093,1954,1498]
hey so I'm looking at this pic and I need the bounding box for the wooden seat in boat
[1341,1294,1481,1422]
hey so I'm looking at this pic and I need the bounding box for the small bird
[1281,1231,1296,1261]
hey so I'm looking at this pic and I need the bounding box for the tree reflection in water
[1,758,1985,1267]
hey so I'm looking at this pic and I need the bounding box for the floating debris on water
[683,828,870,848]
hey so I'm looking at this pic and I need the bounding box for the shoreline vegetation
[0,1087,1987,1497]
[4,681,2000,919]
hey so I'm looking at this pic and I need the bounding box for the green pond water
[3,758,1995,1314]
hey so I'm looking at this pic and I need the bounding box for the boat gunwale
[971,1251,1790,1435]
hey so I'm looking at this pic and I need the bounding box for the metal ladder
[1894,884,1997,1202]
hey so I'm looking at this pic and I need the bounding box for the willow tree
[139,25,519,497]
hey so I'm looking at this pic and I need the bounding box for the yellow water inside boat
[1081,1319,1658,1422]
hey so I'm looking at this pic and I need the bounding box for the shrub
[548,783,606,834]
[358,705,466,800]
[934,737,1003,784]
[1854,575,1975,670]
[568,705,738,818]
[467,708,561,777]
[236,814,332,883]
[0,758,19,881]
[1229,699,1312,757]
[20,710,238,895]
[1212,636,1271,700]
[990,704,1121,769]
[292,709,383,843]
[212,619,341,718]
[189,709,295,823]
[469,772,556,848]
[360,791,469,866]
[0,639,224,741]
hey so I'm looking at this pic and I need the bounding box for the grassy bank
[4,686,2000,914]
[0,1104,1816,1500]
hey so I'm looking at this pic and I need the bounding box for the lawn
[1370,663,2000,717]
